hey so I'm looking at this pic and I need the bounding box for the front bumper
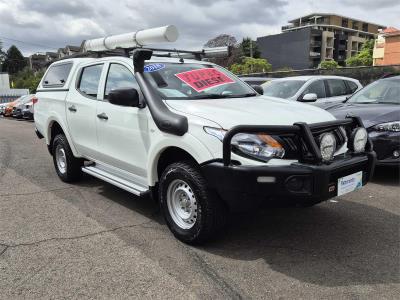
[201,116,376,211]
[369,131,400,166]
[202,152,376,211]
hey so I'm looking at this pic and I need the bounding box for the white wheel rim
[166,179,198,229]
[55,145,67,174]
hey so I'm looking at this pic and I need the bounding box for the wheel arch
[46,118,79,156]
[147,137,213,186]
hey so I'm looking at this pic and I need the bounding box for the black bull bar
[222,116,373,166]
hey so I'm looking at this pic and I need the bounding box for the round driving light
[393,150,400,158]
[351,127,368,153]
[320,133,336,162]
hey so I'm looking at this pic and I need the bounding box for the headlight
[350,127,368,153]
[374,121,400,132]
[204,127,285,160]
[320,132,336,162]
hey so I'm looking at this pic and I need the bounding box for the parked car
[12,95,35,119]
[34,29,375,244]
[22,100,35,120]
[240,76,274,86]
[326,76,400,166]
[3,101,17,117]
[261,76,362,104]
[0,103,7,115]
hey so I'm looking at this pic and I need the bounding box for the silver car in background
[261,75,362,105]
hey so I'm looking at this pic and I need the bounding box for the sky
[0,0,399,56]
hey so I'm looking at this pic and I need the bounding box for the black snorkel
[133,49,188,136]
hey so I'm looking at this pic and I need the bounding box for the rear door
[66,63,104,158]
[95,62,149,183]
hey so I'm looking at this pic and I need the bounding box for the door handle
[97,112,108,120]
[68,105,77,112]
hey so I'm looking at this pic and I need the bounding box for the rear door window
[43,63,73,87]
[327,79,348,97]
[303,80,326,98]
[77,64,103,98]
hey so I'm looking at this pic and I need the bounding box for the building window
[342,18,348,28]
[352,21,359,30]
[362,23,368,32]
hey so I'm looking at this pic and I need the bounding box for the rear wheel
[159,161,227,244]
[52,134,83,182]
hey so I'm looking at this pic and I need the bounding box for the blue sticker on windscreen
[144,63,165,72]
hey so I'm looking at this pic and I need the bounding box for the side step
[82,165,148,196]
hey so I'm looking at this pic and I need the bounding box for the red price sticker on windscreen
[175,68,235,92]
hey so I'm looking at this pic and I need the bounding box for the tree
[240,37,260,58]
[10,68,44,93]
[3,45,27,74]
[0,39,6,72]
[230,57,272,74]
[318,60,340,69]
[204,34,237,48]
[345,39,374,67]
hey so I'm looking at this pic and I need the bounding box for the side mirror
[108,88,140,107]
[251,85,264,95]
[300,93,318,102]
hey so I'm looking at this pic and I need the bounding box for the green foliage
[318,60,340,69]
[3,45,27,74]
[10,68,44,93]
[0,40,6,71]
[240,37,260,58]
[230,57,272,74]
[345,39,374,67]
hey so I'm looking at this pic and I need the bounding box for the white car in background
[261,75,362,105]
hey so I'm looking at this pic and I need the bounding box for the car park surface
[0,118,399,299]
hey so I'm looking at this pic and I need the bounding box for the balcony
[310,40,322,47]
[310,51,321,57]
[281,24,294,31]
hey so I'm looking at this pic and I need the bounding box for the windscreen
[349,79,400,104]
[143,63,256,100]
[262,80,306,99]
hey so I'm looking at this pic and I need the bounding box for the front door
[66,63,104,158]
[96,62,150,184]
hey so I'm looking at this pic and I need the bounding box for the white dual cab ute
[34,26,376,244]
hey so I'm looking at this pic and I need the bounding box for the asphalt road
[0,117,399,299]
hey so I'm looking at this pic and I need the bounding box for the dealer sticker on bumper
[337,171,363,196]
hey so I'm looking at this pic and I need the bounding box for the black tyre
[159,161,227,244]
[52,134,83,182]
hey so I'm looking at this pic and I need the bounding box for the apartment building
[373,27,400,66]
[257,13,386,69]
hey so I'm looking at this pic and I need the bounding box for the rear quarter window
[43,63,73,87]
[346,80,359,93]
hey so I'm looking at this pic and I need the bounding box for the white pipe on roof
[83,25,179,52]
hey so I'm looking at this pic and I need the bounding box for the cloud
[0,0,398,55]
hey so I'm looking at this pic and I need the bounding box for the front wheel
[159,161,227,244]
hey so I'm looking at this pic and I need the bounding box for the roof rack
[49,26,231,64]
